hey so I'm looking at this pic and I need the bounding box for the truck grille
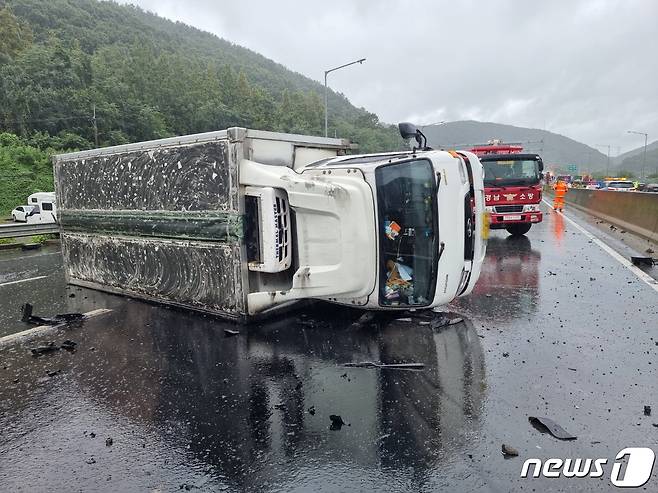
[494,205,523,213]
[275,196,290,262]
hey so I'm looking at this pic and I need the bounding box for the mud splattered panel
[61,233,244,318]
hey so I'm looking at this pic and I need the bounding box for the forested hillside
[0,0,403,215]
[615,141,658,179]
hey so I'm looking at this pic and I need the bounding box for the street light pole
[324,58,366,137]
[419,121,446,147]
[627,130,648,180]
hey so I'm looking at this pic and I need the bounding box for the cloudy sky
[121,0,657,153]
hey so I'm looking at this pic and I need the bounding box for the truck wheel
[506,223,532,236]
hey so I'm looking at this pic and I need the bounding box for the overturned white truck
[53,124,487,321]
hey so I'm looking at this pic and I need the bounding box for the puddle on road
[0,303,487,491]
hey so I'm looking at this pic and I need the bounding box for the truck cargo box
[54,128,351,321]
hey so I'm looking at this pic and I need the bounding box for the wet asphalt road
[0,204,657,492]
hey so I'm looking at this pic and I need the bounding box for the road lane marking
[0,275,48,287]
[542,199,658,293]
[0,308,113,349]
[0,252,61,263]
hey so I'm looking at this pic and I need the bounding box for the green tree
[0,7,33,64]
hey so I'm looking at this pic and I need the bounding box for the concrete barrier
[561,189,658,243]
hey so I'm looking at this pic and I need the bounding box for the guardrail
[0,222,60,239]
[561,189,658,243]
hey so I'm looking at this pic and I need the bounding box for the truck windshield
[483,159,540,187]
[376,159,437,307]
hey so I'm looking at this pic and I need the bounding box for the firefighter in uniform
[553,180,568,211]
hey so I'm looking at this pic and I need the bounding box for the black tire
[506,223,532,236]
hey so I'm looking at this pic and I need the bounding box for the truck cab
[54,125,487,321]
[244,143,487,314]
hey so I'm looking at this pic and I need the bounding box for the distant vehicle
[25,192,57,223]
[641,183,658,193]
[11,205,35,222]
[470,141,544,236]
[603,181,635,191]
[585,181,601,190]
[53,125,488,322]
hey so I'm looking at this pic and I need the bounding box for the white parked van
[26,192,57,224]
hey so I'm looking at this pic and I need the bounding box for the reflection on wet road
[0,206,657,491]
[0,304,486,491]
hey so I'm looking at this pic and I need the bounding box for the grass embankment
[0,133,54,218]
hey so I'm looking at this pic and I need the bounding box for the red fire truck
[470,140,544,236]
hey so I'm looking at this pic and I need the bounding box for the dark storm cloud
[120,0,658,152]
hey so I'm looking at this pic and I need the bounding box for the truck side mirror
[398,122,419,140]
[398,122,429,151]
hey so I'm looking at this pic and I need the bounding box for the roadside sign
[567,164,577,173]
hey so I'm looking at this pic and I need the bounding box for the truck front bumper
[488,211,543,229]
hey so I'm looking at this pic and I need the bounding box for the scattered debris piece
[568,368,577,372]
[547,271,557,276]
[21,303,84,326]
[60,340,77,351]
[430,316,463,330]
[308,406,316,416]
[105,437,113,447]
[646,248,655,254]
[89,432,96,438]
[12,378,19,384]
[502,352,510,358]
[30,342,59,356]
[21,243,41,251]
[591,441,601,444]
[47,369,60,377]
[349,312,376,329]
[224,328,239,337]
[652,423,658,428]
[329,415,346,430]
[589,277,596,281]
[502,444,519,456]
[630,256,656,267]
[274,403,285,410]
[396,317,412,322]
[344,361,425,370]
[644,406,651,416]
[68,293,76,298]
[86,457,96,465]
[529,416,577,440]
